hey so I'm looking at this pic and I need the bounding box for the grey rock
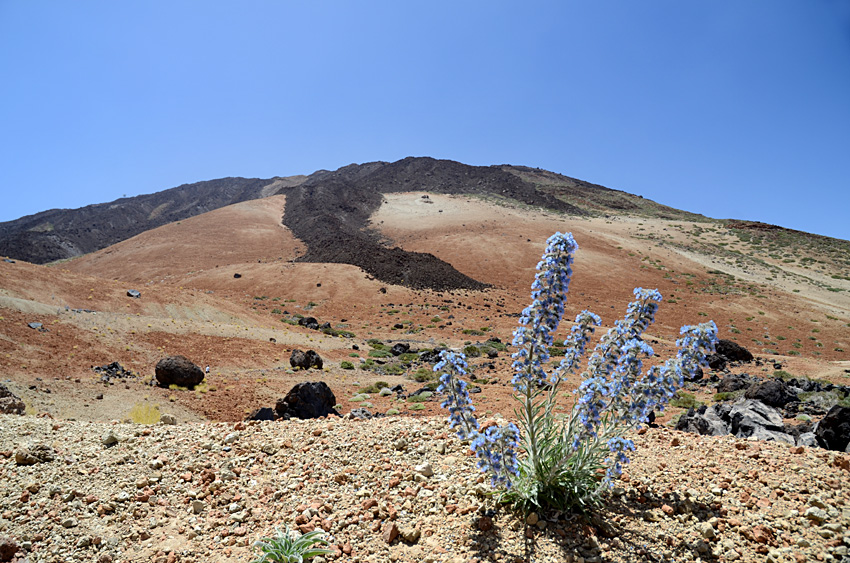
[797,432,819,448]
[729,400,794,443]
[15,444,56,465]
[0,383,25,415]
[745,379,798,408]
[126,289,141,298]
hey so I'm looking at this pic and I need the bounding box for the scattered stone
[126,289,141,298]
[383,522,399,543]
[102,430,119,447]
[155,355,205,388]
[415,462,434,477]
[159,413,177,425]
[717,373,752,393]
[15,444,56,465]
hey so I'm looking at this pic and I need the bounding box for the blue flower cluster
[435,232,718,509]
[435,350,520,487]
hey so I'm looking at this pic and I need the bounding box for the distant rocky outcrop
[677,399,804,445]
[274,382,339,420]
[155,355,205,388]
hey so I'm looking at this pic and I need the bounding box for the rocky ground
[1,413,848,563]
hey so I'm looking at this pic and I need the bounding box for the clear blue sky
[2,1,849,240]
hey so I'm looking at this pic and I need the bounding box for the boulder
[298,316,319,330]
[717,373,752,393]
[706,354,726,371]
[155,355,205,388]
[390,342,410,356]
[729,400,794,444]
[0,383,25,415]
[289,349,323,370]
[715,339,753,363]
[275,382,339,420]
[744,379,798,408]
[676,405,728,436]
[126,289,141,298]
[0,535,19,562]
[349,408,374,420]
[814,405,850,452]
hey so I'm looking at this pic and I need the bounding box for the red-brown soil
[1,193,848,424]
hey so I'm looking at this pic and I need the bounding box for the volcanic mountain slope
[0,175,304,264]
[1,157,710,291]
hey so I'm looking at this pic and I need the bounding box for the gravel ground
[0,414,848,563]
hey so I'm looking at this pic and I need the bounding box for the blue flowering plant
[436,232,717,512]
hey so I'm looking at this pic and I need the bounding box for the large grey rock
[676,405,728,436]
[155,355,205,388]
[275,382,338,420]
[814,405,850,452]
[797,432,819,448]
[729,400,794,444]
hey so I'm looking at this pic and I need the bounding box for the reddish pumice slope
[0,188,848,563]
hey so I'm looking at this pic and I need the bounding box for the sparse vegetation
[128,402,161,424]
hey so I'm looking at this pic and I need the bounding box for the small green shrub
[463,345,481,358]
[407,391,433,403]
[340,361,355,370]
[386,408,400,416]
[408,403,426,411]
[670,391,702,409]
[250,526,331,563]
[368,349,392,358]
[359,381,389,393]
[713,391,740,402]
[410,367,435,382]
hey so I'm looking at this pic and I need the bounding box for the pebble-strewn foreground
[0,414,847,563]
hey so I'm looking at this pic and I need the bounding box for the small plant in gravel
[250,526,331,563]
[436,232,717,513]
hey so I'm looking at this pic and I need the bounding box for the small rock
[526,512,539,526]
[415,462,434,477]
[400,526,421,543]
[383,522,399,544]
[191,500,205,514]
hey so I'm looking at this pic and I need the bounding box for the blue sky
[2,1,849,240]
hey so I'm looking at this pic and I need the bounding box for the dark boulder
[744,379,798,408]
[706,354,727,371]
[289,349,323,370]
[245,407,277,422]
[390,342,410,356]
[155,355,205,388]
[815,405,850,452]
[298,317,320,330]
[275,382,339,420]
[717,373,752,393]
[715,339,754,363]
[0,383,25,415]
[0,535,19,562]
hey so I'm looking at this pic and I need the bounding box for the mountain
[0,157,713,289]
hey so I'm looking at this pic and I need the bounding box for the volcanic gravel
[1,414,848,563]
